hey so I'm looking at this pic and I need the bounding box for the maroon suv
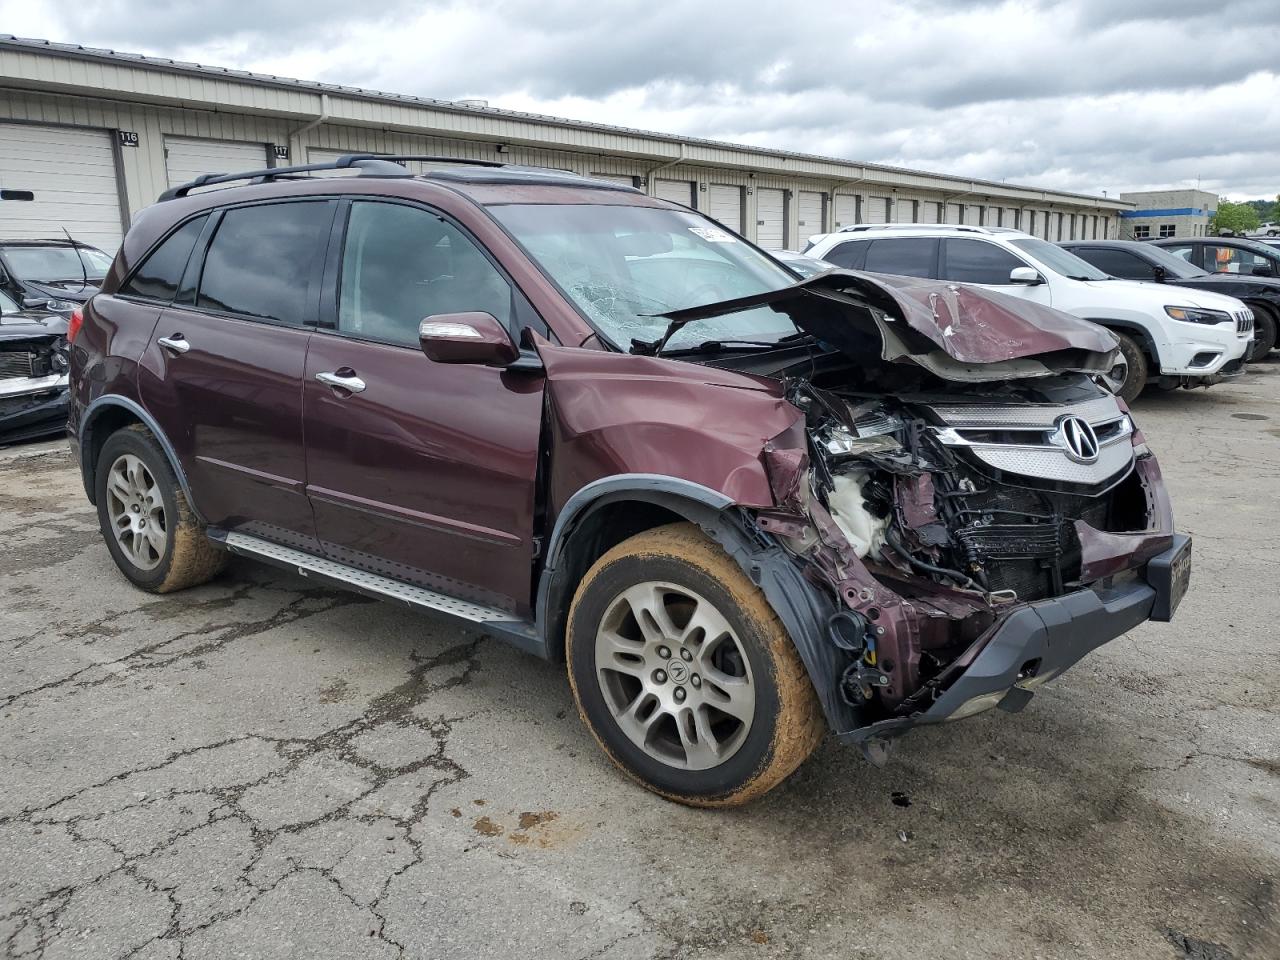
[68,156,1190,805]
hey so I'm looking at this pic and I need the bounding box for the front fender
[534,475,859,735]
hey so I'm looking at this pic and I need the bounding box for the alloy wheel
[594,581,755,770]
[105,453,167,571]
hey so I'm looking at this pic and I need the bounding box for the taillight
[68,307,84,344]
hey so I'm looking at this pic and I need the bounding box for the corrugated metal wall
[0,84,1126,250]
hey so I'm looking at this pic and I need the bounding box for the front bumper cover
[0,381,69,445]
[840,533,1190,745]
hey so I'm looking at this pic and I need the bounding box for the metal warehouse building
[0,35,1132,254]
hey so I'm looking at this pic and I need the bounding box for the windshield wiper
[660,339,788,357]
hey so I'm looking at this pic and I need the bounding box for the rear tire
[95,425,227,593]
[1246,305,1277,360]
[1111,331,1148,403]
[566,523,825,807]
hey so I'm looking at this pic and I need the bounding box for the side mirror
[419,312,519,367]
[22,297,51,310]
[1009,266,1043,285]
[1152,265,1167,282]
[1252,264,1275,277]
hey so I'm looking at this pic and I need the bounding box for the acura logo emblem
[1053,415,1100,464]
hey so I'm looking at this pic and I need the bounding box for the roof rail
[158,153,507,201]
[836,223,992,235]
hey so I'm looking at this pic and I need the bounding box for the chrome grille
[1235,309,1253,336]
[930,395,1134,487]
[0,352,35,379]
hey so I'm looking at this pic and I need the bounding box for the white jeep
[803,224,1254,401]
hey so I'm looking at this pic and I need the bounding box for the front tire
[566,523,825,807]
[95,425,227,593]
[1111,331,1148,403]
[1246,305,1277,360]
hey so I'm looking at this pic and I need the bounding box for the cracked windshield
[490,203,801,350]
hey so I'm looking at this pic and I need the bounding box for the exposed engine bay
[755,362,1166,728]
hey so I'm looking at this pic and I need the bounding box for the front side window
[489,203,798,349]
[941,238,1025,284]
[1163,244,1196,264]
[863,237,937,278]
[121,216,207,301]
[338,201,514,347]
[1206,244,1275,276]
[1070,247,1156,280]
[197,201,332,326]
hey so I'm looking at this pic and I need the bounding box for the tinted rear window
[941,238,1025,284]
[197,202,332,326]
[121,216,207,301]
[863,237,937,278]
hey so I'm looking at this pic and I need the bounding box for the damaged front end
[0,310,70,446]
[681,271,1191,751]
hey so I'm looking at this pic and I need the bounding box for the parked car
[1249,223,1280,238]
[773,249,832,278]
[804,224,1253,402]
[1062,239,1278,360]
[1,288,69,445]
[1152,234,1280,288]
[0,239,112,314]
[69,156,1190,805]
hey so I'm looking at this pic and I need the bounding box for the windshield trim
[484,201,802,353]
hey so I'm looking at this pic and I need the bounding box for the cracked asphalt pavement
[2,363,1279,960]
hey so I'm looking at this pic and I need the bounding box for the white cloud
[3,0,1278,199]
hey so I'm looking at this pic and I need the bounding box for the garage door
[893,197,918,223]
[165,137,269,190]
[833,194,857,229]
[655,179,695,208]
[946,203,964,224]
[0,123,125,252]
[963,204,982,226]
[1003,207,1019,229]
[707,184,742,233]
[797,191,824,238]
[755,188,786,249]
[864,196,889,224]
[917,200,944,224]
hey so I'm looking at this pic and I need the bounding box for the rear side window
[120,216,207,301]
[823,239,867,269]
[863,237,938,278]
[1070,247,1155,280]
[940,239,1025,284]
[197,202,332,326]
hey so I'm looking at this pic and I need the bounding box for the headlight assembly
[1165,305,1231,325]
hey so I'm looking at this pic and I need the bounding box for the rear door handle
[157,334,190,355]
[315,371,367,394]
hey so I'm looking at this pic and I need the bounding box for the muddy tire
[566,522,825,807]
[95,424,227,593]
[1112,331,1148,404]
[1246,305,1277,361]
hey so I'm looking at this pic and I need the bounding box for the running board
[211,530,546,657]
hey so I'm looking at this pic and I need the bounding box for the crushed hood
[661,269,1119,381]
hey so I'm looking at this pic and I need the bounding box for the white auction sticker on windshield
[688,226,737,243]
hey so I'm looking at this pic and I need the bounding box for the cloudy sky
[4,0,1279,199]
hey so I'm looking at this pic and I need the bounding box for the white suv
[803,225,1254,401]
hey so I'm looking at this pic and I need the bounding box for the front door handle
[157,334,190,355]
[315,370,367,394]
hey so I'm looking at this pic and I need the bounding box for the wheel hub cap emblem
[667,660,689,684]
